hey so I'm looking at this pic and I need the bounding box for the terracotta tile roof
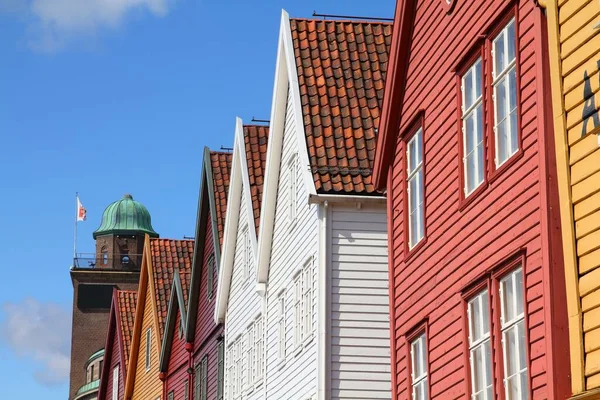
[243,125,269,235]
[290,18,392,195]
[209,151,233,247]
[149,238,195,339]
[116,290,137,370]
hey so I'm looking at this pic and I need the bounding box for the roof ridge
[290,17,393,25]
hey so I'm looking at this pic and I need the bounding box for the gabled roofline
[97,289,119,400]
[372,0,417,189]
[159,271,188,372]
[124,235,161,398]
[214,118,258,323]
[185,147,216,344]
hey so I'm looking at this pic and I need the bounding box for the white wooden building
[216,11,393,400]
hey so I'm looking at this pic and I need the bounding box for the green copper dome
[93,194,158,239]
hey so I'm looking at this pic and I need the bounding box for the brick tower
[68,194,158,400]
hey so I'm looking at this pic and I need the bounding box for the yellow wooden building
[124,235,194,400]
[541,0,600,397]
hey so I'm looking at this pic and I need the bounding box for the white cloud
[0,0,173,52]
[0,298,71,386]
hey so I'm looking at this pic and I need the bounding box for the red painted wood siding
[388,1,548,399]
[166,311,190,397]
[191,216,223,399]
[193,331,221,400]
[194,217,218,349]
[103,326,123,400]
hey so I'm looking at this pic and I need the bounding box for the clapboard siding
[103,326,124,400]
[131,283,162,400]
[264,84,319,400]
[330,205,391,400]
[192,216,224,400]
[166,313,189,398]
[224,185,264,400]
[388,0,549,398]
[555,0,600,390]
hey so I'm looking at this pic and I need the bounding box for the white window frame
[410,333,428,400]
[467,290,493,400]
[200,355,208,400]
[461,59,485,197]
[289,154,298,227]
[217,341,224,400]
[492,18,518,168]
[145,328,152,371]
[407,129,425,249]
[254,315,264,385]
[499,267,528,400]
[112,365,119,400]
[294,258,314,350]
[245,322,254,391]
[277,291,286,362]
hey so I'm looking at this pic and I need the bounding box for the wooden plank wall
[558,0,600,391]
[389,0,547,398]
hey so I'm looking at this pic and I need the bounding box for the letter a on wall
[581,67,600,137]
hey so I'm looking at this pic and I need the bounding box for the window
[407,128,425,249]
[207,254,215,300]
[500,268,527,399]
[246,323,254,389]
[112,365,119,400]
[410,333,428,400]
[200,355,208,400]
[254,315,264,384]
[461,59,485,196]
[145,328,152,371]
[243,226,252,280]
[194,362,201,400]
[101,246,108,265]
[184,379,189,400]
[168,392,174,400]
[294,259,314,348]
[492,18,518,168]
[227,337,242,398]
[464,263,528,400]
[289,154,298,225]
[277,292,286,361]
[467,290,493,400]
[217,341,224,400]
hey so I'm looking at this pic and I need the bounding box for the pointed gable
[243,125,269,235]
[150,238,195,339]
[209,151,233,248]
[290,18,392,195]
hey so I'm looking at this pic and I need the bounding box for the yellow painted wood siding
[131,282,162,400]
[547,0,600,393]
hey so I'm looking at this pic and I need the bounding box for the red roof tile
[149,238,195,339]
[209,151,233,247]
[243,125,269,235]
[116,290,137,370]
[290,18,392,195]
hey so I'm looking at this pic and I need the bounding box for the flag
[77,196,87,222]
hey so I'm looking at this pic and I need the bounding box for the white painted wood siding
[330,205,391,399]
[224,186,265,400]
[265,85,319,400]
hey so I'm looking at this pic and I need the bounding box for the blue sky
[0,0,395,397]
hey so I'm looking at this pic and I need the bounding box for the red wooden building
[373,1,571,399]
[159,148,232,400]
[98,290,137,400]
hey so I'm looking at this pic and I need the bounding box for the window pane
[510,110,518,156]
[509,68,517,112]
[507,375,519,400]
[494,33,505,76]
[465,70,473,109]
[467,154,477,194]
[515,269,524,316]
[520,370,529,400]
[481,291,490,334]
[502,274,516,323]
[410,178,418,214]
[496,77,507,122]
[497,120,508,165]
[409,140,417,172]
[472,346,484,392]
[484,340,493,390]
[507,20,516,63]
[505,326,519,376]
[518,320,527,369]
[474,61,482,99]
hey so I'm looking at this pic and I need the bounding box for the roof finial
[123,193,133,200]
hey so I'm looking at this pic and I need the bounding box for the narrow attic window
[243,226,252,281]
[288,154,298,227]
[145,328,152,371]
[207,254,215,300]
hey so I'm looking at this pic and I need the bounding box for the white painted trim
[256,9,315,287]
[317,202,329,400]
[215,120,244,324]
[308,193,387,205]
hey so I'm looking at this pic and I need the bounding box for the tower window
[101,246,108,265]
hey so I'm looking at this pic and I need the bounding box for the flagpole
[73,192,78,265]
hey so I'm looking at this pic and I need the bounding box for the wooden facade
[541,0,600,397]
[373,0,571,399]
